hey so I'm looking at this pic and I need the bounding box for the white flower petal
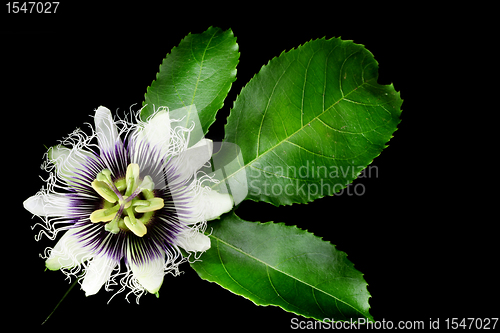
[94,106,120,155]
[81,255,118,296]
[171,139,213,183]
[202,191,234,221]
[183,190,234,224]
[137,109,171,158]
[23,193,71,217]
[175,230,211,253]
[49,145,96,185]
[45,227,93,271]
[129,251,165,294]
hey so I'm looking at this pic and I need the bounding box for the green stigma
[89,163,164,237]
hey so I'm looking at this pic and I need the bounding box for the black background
[3,3,495,330]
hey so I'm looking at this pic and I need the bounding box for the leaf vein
[221,76,380,186]
[190,30,218,106]
[256,59,295,157]
[209,233,365,316]
[283,140,335,160]
[216,239,264,301]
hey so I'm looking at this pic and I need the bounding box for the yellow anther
[91,180,118,203]
[125,163,140,196]
[124,211,147,237]
[134,197,164,213]
[90,208,115,223]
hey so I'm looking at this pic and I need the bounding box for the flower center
[89,163,164,237]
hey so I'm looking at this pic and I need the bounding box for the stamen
[90,204,120,222]
[90,163,164,237]
[125,163,140,196]
[91,180,118,203]
[96,169,124,201]
[124,208,147,237]
[134,198,164,213]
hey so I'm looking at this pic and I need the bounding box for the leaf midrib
[171,30,219,126]
[220,76,378,186]
[189,30,218,107]
[208,231,365,317]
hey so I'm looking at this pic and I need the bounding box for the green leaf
[142,26,239,136]
[190,211,372,322]
[223,37,402,205]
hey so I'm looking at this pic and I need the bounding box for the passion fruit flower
[23,105,234,300]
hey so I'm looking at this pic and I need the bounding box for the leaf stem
[41,276,80,326]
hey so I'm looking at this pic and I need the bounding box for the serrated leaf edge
[142,26,240,135]
[222,36,402,206]
[194,211,373,322]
